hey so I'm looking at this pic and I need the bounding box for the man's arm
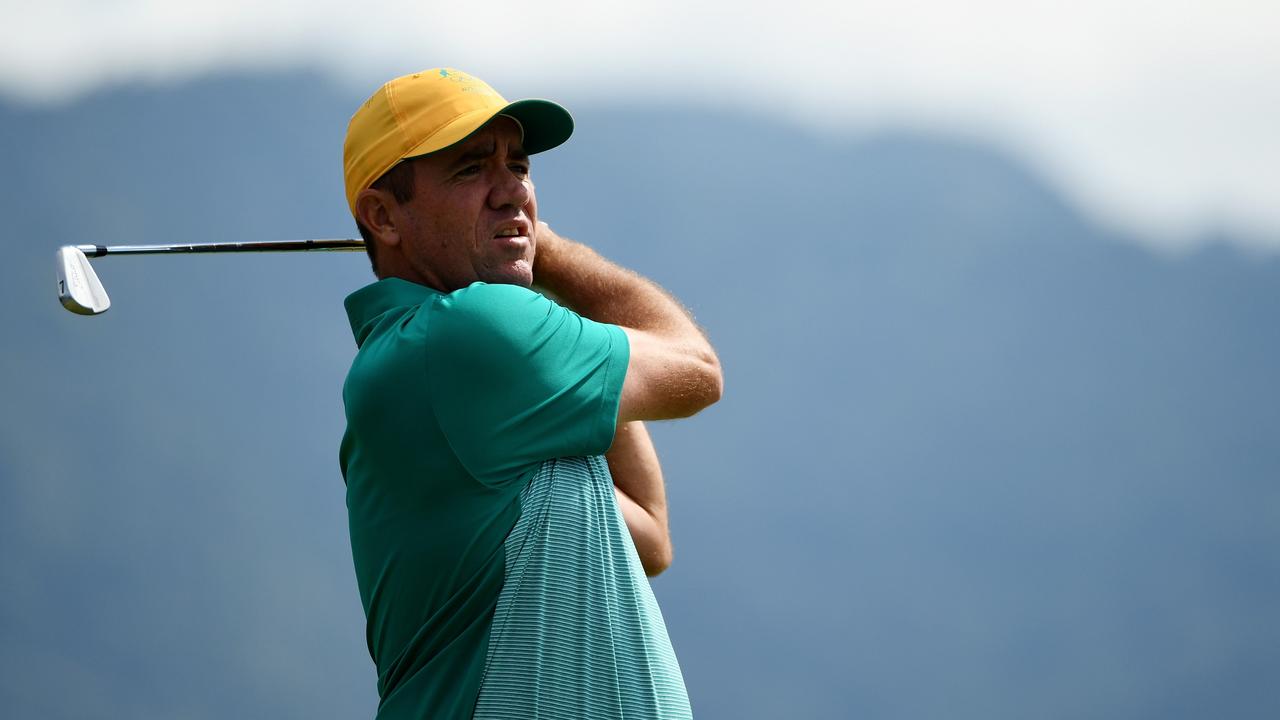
[608,421,672,576]
[534,223,720,574]
[533,224,724,421]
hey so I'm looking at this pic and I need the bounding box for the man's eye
[509,164,529,177]
[457,165,480,177]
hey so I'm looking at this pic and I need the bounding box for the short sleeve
[425,282,630,487]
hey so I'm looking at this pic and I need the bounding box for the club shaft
[75,239,364,257]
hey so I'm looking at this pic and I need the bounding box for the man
[339,68,723,719]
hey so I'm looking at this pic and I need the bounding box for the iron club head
[57,245,111,315]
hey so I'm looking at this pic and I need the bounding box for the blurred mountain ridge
[2,70,1277,720]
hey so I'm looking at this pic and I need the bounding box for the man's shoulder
[435,281,547,318]
[427,282,557,349]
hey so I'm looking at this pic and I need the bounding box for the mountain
[2,71,1277,719]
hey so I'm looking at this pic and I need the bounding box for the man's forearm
[533,225,707,339]
[607,421,671,576]
[534,224,723,420]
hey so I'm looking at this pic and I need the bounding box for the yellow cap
[343,68,574,216]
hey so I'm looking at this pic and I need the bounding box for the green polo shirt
[340,278,691,720]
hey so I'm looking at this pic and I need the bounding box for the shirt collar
[344,277,442,347]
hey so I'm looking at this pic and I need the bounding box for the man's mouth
[493,221,531,246]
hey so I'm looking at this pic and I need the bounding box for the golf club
[56,239,365,315]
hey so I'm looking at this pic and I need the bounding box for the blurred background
[2,2,1278,718]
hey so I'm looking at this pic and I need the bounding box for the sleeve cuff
[592,323,630,454]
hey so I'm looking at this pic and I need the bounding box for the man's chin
[480,263,534,288]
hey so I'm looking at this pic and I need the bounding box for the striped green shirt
[341,278,691,719]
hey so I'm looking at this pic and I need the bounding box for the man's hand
[533,220,561,256]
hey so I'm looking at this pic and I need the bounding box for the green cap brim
[498,98,574,155]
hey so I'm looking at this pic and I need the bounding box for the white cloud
[2,0,1277,249]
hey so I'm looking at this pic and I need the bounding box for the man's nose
[489,168,531,210]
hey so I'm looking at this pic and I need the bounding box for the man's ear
[355,188,401,249]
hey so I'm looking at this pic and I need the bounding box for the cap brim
[402,98,573,162]
[499,99,574,155]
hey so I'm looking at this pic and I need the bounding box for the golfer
[339,68,723,719]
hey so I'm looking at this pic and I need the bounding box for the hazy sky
[4,0,1277,250]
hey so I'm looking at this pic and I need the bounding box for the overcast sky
[4,0,1277,250]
